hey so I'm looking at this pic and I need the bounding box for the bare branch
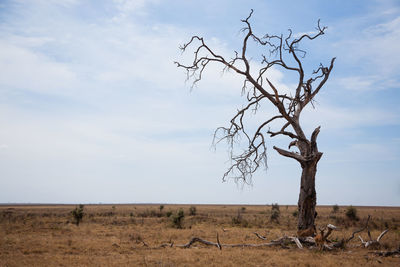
[310,126,321,152]
[377,229,389,242]
[216,233,222,250]
[253,232,267,240]
[176,10,335,188]
[292,237,303,249]
[273,146,305,163]
[346,215,371,243]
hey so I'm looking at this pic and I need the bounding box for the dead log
[175,235,305,249]
[370,248,400,257]
[177,237,220,248]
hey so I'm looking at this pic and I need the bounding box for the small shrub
[189,206,197,216]
[159,205,164,212]
[270,203,280,222]
[171,209,185,229]
[71,204,84,226]
[345,205,358,221]
[241,207,246,212]
[292,210,298,217]
[271,203,280,212]
[166,211,173,217]
[270,209,280,222]
[231,213,242,225]
[332,204,339,213]
[231,209,248,227]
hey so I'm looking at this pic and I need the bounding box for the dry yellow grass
[1,204,399,266]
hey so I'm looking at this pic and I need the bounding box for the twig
[346,215,371,242]
[253,232,267,240]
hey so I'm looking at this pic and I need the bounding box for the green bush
[166,211,173,217]
[332,204,339,213]
[171,209,185,229]
[71,204,84,226]
[189,206,197,216]
[345,205,358,221]
[270,203,280,222]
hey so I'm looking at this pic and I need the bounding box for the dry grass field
[1,204,399,266]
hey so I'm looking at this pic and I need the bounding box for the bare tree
[175,10,335,230]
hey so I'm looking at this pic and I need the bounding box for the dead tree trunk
[298,161,318,230]
[277,125,323,230]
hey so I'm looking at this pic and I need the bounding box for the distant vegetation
[270,203,280,222]
[189,206,197,216]
[346,205,358,221]
[71,204,84,226]
[171,209,185,229]
[332,204,339,213]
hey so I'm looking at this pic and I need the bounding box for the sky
[0,0,399,206]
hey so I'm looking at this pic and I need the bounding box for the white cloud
[336,75,400,92]
[15,0,79,7]
[302,103,399,132]
[324,141,399,164]
[0,41,78,96]
[366,16,400,35]
[112,0,160,20]
[332,15,400,81]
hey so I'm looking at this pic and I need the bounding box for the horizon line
[0,203,399,208]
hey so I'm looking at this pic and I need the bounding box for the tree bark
[297,160,319,230]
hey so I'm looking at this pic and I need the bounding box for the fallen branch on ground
[346,215,371,243]
[172,234,305,249]
[139,216,393,252]
[369,248,400,257]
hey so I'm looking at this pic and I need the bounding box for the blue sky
[0,0,399,205]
